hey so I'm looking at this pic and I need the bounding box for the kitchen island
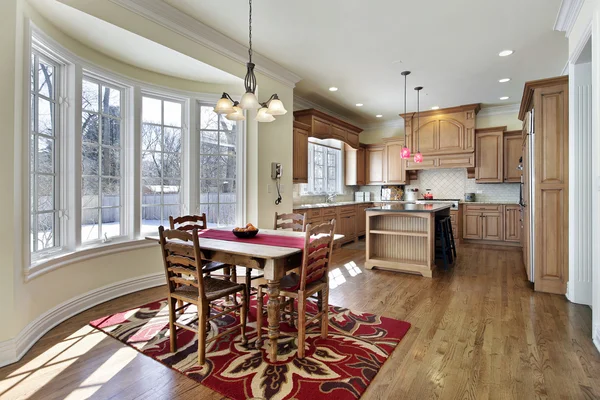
[365,203,451,277]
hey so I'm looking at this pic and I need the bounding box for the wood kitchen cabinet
[292,121,310,183]
[475,127,505,183]
[482,212,503,241]
[356,203,371,237]
[345,145,366,186]
[294,109,363,149]
[462,204,504,242]
[366,145,385,185]
[504,205,521,242]
[463,212,483,239]
[504,131,522,183]
[384,139,406,184]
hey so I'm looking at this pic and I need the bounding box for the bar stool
[444,218,457,258]
[435,217,454,270]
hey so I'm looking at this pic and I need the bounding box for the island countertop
[366,204,452,213]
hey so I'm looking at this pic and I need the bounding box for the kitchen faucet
[325,193,337,203]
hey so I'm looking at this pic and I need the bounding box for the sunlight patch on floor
[329,268,346,289]
[344,261,362,277]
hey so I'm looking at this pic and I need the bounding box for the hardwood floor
[1,242,599,399]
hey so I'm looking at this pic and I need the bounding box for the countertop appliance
[415,198,460,210]
[404,189,419,202]
[354,192,365,202]
[464,193,476,202]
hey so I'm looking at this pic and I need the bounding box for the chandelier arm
[222,92,236,103]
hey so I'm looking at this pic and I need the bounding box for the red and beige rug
[90,297,410,400]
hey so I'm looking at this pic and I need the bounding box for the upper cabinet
[364,139,406,185]
[365,145,385,185]
[475,126,505,183]
[503,131,522,183]
[294,109,363,149]
[292,121,310,184]
[345,144,366,186]
[400,104,480,170]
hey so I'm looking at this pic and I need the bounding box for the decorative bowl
[232,229,259,238]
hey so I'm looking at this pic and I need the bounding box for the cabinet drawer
[306,209,323,219]
[306,217,323,226]
[322,207,338,217]
[338,205,356,215]
[406,158,436,170]
[464,204,503,212]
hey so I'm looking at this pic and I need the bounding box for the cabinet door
[292,127,308,183]
[357,148,366,185]
[331,125,347,142]
[504,205,521,243]
[356,204,368,236]
[366,146,385,184]
[340,214,355,241]
[476,131,504,183]
[482,212,503,241]
[414,120,438,153]
[504,133,522,183]
[438,120,464,153]
[463,213,482,239]
[385,141,406,184]
[313,118,331,136]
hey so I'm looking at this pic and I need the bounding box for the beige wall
[0,0,294,346]
[360,124,404,144]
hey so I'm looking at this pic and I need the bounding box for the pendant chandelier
[414,86,424,163]
[400,71,411,159]
[213,0,287,122]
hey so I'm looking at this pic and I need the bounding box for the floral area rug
[90,296,411,400]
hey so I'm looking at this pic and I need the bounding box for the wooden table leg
[267,279,281,361]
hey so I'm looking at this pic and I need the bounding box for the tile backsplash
[360,168,519,202]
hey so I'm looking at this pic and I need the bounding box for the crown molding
[362,119,405,131]
[106,0,301,88]
[478,103,520,117]
[293,95,365,128]
[554,0,584,37]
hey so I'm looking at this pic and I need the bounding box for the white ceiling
[163,0,568,124]
[29,0,241,85]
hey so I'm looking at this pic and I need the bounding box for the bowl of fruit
[233,223,259,238]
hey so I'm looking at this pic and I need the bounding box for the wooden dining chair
[274,212,307,232]
[256,219,336,359]
[158,226,247,365]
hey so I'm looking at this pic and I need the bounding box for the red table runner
[198,229,306,249]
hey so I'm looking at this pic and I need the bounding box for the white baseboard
[594,325,600,354]
[0,272,165,368]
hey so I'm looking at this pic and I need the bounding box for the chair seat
[172,277,245,302]
[272,273,326,297]
[202,261,229,273]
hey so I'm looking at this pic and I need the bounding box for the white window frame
[140,91,188,234]
[80,75,127,245]
[195,101,244,227]
[302,141,343,195]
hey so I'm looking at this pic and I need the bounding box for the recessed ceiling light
[329,87,338,92]
[431,106,440,110]
[500,96,510,100]
[376,114,383,118]
[499,78,511,83]
[498,50,514,57]
[356,103,363,107]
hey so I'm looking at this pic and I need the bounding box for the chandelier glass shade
[213,0,284,122]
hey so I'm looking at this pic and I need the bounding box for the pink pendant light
[414,86,423,163]
[400,71,411,159]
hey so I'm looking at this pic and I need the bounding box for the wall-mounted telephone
[271,162,282,179]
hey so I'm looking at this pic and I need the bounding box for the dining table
[146,227,344,361]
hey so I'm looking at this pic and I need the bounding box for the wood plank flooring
[1,242,599,399]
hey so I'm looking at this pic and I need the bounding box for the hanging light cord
[416,88,421,153]
[248,0,253,63]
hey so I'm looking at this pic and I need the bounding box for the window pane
[101,178,120,206]
[200,106,219,130]
[37,60,54,99]
[200,180,219,203]
[141,151,162,178]
[219,203,236,226]
[36,137,54,174]
[219,131,236,155]
[38,97,54,136]
[101,208,120,238]
[142,205,162,232]
[102,86,121,117]
[101,148,120,177]
[218,115,235,131]
[82,80,99,112]
[82,176,99,208]
[82,208,99,242]
[102,116,120,147]
[142,97,161,124]
[36,212,56,250]
[219,179,236,203]
[314,178,323,193]
[164,127,181,153]
[142,178,162,205]
[142,124,161,152]
[200,131,219,154]
[37,175,54,211]
[82,144,99,175]
[82,112,99,143]
[164,101,182,127]
[162,180,181,204]
[199,203,218,227]
[163,205,181,222]
[219,156,236,179]
[163,153,180,178]
[30,94,35,133]
[200,156,221,179]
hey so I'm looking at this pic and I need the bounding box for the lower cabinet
[481,212,503,241]
[462,204,506,242]
[463,212,483,239]
[504,205,521,242]
[294,204,358,245]
[356,203,370,237]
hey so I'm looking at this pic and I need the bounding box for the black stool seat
[435,216,456,270]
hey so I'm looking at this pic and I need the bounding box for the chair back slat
[159,226,206,300]
[170,276,199,288]
[299,220,336,291]
[170,214,208,231]
[274,212,307,232]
